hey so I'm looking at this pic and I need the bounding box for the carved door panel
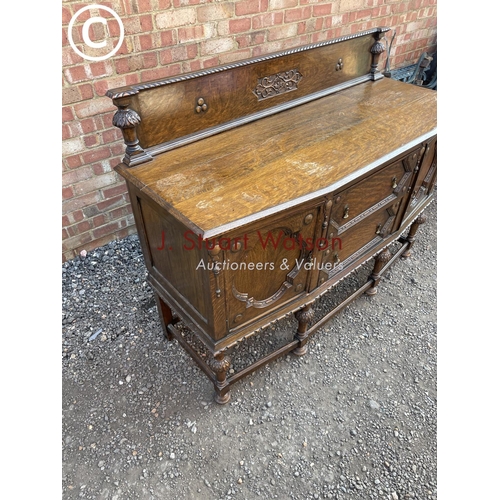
[222,205,322,332]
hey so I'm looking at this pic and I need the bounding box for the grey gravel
[62,197,437,499]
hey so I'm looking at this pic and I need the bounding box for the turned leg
[401,213,427,259]
[292,304,315,356]
[366,248,392,296]
[209,352,231,405]
[154,292,174,341]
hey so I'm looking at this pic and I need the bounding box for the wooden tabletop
[118,77,437,238]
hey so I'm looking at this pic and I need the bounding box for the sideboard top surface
[118,77,437,238]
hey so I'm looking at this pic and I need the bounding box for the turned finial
[111,101,153,166]
[370,31,386,81]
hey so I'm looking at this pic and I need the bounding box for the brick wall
[62,0,437,262]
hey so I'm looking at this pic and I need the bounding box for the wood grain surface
[118,77,436,238]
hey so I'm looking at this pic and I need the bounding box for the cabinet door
[402,137,437,221]
[222,204,323,332]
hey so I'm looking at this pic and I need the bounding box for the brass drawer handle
[342,205,349,219]
[391,176,398,189]
[375,224,382,235]
[333,253,340,264]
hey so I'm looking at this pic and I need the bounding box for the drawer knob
[342,205,349,219]
[391,177,398,189]
[333,253,340,264]
[375,224,382,235]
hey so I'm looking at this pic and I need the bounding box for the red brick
[102,182,128,199]
[178,26,205,43]
[140,14,154,31]
[160,30,176,46]
[102,128,122,144]
[285,6,312,23]
[81,147,111,164]
[106,18,123,37]
[235,0,267,16]
[62,6,72,24]
[143,51,158,68]
[76,220,92,234]
[92,161,112,175]
[84,135,99,148]
[63,186,74,200]
[62,124,71,141]
[64,65,88,84]
[229,18,252,34]
[202,57,219,68]
[89,61,113,78]
[99,112,114,130]
[140,65,181,82]
[80,118,99,134]
[109,205,133,220]
[160,49,173,65]
[356,9,372,20]
[138,33,154,50]
[62,232,93,256]
[111,143,126,156]
[312,4,332,16]
[184,59,203,72]
[63,166,94,186]
[110,156,123,169]
[62,106,75,123]
[93,221,120,239]
[135,0,152,12]
[73,172,118,199]
[80,84,94,100]
[97,195,125,211]
[126,73,140,86]
[65,155,83,169]
[236,32,266,48]
[219,48,252,64]
[71,210,85,224]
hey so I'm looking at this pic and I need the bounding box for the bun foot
[214,391,231,405]
[292,345,308,356]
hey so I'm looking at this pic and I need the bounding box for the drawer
[330,158,411,230]
[316,199,401,285]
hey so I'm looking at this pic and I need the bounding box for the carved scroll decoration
[232,228,309,309]
[253,69,303,101]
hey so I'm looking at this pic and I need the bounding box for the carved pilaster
[366,247,391,296]
[111,101,153,166]
[370,32,386,81]
[208,244,223,298]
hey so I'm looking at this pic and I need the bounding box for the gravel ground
[62,196,437,500]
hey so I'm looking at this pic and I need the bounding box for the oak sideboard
[106,27,437,404]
